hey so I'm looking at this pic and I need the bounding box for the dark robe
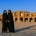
[2,13,7,32]
[8,12,14,32]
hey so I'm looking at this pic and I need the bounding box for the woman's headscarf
[8,10,11,13]
[2,10,7,22]
[8,10,13,21]
[3,10,7,14]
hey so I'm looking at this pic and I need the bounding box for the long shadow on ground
[15,25,36,33]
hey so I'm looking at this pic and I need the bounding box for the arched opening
[20,17,23,22]
[15,18,18,22]
[24,18,28,22]
[29,18,33,22]
[26,14,29,17]
[34,18,36,22]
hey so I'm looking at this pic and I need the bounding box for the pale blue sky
[0,0,36,14]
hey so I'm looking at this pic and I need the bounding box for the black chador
[2,10,7,33]
[7,10,14,33]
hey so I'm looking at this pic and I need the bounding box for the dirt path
[0,22,36,36]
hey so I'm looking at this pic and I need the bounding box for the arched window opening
[24,18,28,22]
[20,17,23,22]
[34,18,36,22]
[29,18,33,22]
[26,14,29,17]
[15,18,18,22]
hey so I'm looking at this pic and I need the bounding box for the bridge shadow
[15,25,36,33]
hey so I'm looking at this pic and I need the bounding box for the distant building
[0,11,36,22]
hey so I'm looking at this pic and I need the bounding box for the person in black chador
[2,10,7,33]
[7,10,15,33]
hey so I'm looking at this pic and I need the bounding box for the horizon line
[0,10,36,14]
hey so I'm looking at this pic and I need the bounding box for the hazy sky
[0,0,36,14]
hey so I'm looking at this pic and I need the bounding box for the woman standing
[2,10,7,33]
[7,10,15,33]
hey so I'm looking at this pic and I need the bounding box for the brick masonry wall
[0,11,36,22]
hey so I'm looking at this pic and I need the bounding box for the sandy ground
[0,22,36,36]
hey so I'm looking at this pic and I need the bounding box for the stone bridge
[0,11,36,22]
